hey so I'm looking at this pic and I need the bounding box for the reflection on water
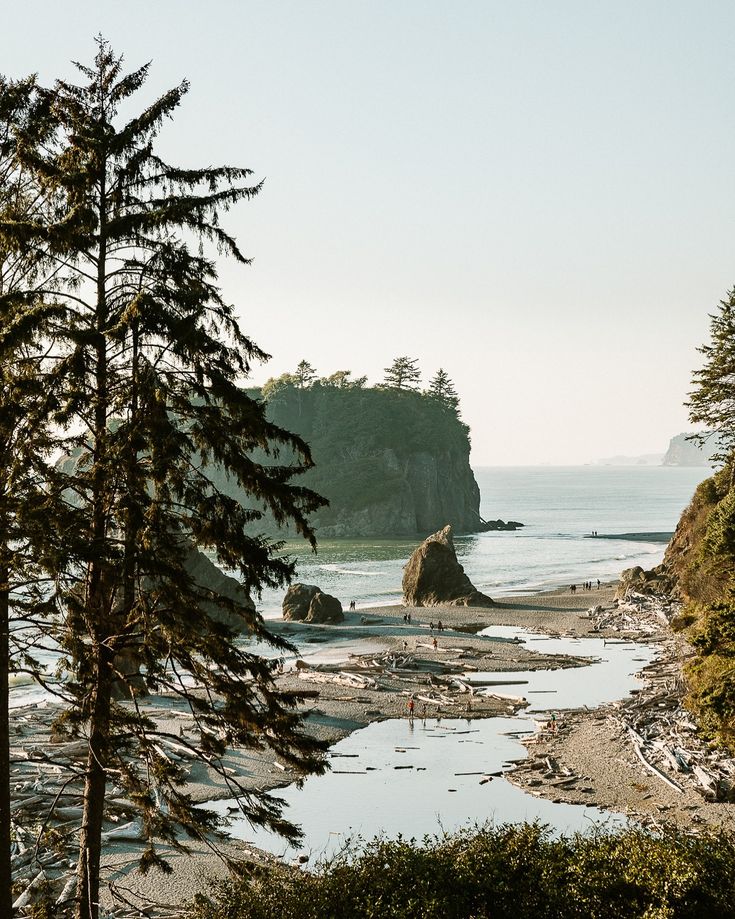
[210,716,625,861]
[211,629,651,858]
[474,627,656,710]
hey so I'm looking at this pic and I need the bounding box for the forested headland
[209,359,490,538]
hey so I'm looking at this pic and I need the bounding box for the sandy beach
[13,582,735,913]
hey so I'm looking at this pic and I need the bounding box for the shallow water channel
[209,628,655,860]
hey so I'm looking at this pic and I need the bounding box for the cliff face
[310,444,481,538]
[662,433,718,467]
[236,383,483,538]
[655,467,735,750]
[660,468,734,604]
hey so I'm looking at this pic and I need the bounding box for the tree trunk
[74,643,113,919]
[0,561,12,918]
[75,152,111,919]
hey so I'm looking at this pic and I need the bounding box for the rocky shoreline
[508,593,735,833]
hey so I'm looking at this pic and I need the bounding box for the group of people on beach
[569,579,601,593]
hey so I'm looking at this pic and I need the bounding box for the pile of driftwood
[602,595,735,803]
[588,592,679,635]
[613,650,735,803]
[296,649,524,712]
[8,704,207,917]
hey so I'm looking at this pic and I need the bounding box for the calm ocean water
[256,465,711,617]
[10,465,710,706]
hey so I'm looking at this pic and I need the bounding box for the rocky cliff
[647,465,735,749]
[224,383,484,538]
[662,433,718,467]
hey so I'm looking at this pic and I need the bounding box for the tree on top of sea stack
[427,368,460,414]
[688,288,735,469]
[383,355,421,390]
[1,39,327,919]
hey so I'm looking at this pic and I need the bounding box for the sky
[3,2,734,464]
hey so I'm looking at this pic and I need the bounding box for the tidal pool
[209,628,654,859]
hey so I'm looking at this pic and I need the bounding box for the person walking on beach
[408,696,415,721]
[437,620,443,632]
[433,636,438,651]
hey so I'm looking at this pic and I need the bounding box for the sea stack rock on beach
[402,524,494,607]
[282,583,345,623]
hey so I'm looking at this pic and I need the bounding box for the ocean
[256,465,711,617]
[10,465,709,707]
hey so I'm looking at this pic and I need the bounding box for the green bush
[189,824,735,919]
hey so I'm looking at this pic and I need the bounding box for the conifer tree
[427,368,460,413]
[383,355,421,390]
[294,359,317,388]
[688,289,735,467]
[3,41,327,919]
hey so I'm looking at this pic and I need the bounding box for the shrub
[189,824,735,919]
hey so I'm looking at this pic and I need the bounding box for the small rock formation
[282,583,344,623]
[615,564,671,600]
[402,525,494,607]
[477,518,524,532]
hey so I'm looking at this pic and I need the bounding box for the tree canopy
[383,355,421,390]
[427,367,460,413]
[688,289,735,467]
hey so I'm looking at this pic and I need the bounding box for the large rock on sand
[283,583,344,624]
[615,564,670,600]
[402,525,494,607]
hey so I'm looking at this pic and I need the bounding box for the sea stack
[402,525,494,607]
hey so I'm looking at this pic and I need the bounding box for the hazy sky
[3,2,734,464]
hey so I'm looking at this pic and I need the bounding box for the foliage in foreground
[189,824,735,919]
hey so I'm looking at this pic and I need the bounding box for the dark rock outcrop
[477,518,524,532]
[615,564,671,600]
[181,543,255,629]
[282,583,344,623]
[402,525,494,608]
[307,591,344,623]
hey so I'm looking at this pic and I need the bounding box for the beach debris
[514,595,735,813]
